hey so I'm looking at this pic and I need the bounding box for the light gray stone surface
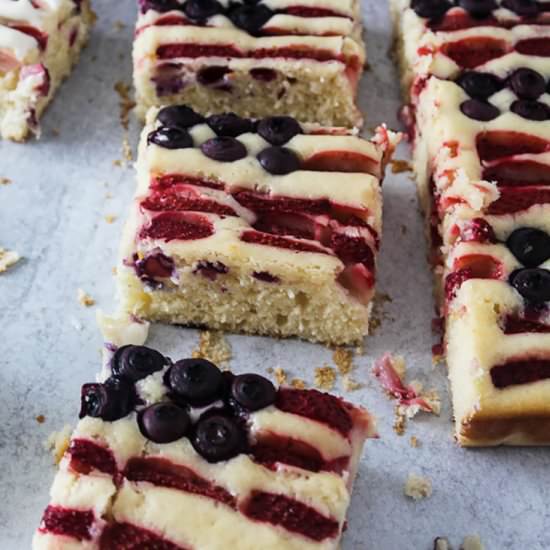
[0,1,548,548]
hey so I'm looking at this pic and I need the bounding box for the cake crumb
[0,248,20,273]
[45,425,72,464]
[122,136,133,162]
[404,473,432,500]
[434,537,451,550]
[113,159,123,167]
[192,331,232,367]
[342,374,362,392]
[36,415,46,424]
[391,159,413,173]
[0,177,12,185]
[273,368,287,386]
[333,348,354,376]
[290,378,306,389]
[314,365,336,390]
[77,288,95,307]
[112,267,118,276]
[461,535,484,550]
[114,81,135,131]
[104,215,117,224]
[370,292,394,333]
[409,435,420,448]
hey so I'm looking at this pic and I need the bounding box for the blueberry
[508,68,546,100]
[197,66,231,86]
[506,228,550,267]
[183,0,222,20]
[157,105,204,129]
[139,0,182,14]
[228,4,273,34]
[257,116,302,146]
[460,99,500,121]
[191,414,246,462]
[111,345,167,382]
[79,376,134,421]
[511,100,550,121]
[257,146,301,175]
[139,403,190,443]
[168,358,223,406]
[456,72,502,99]
[147,127,194,149]
[201,137,247,162]
[411,0,452,19]
[231,374,276,411]
[458,0,497,18]
[510,268,550,303]
[502,0,540,16]
[206,113,254,137]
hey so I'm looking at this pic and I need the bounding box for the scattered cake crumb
[370,292,394,333]
[314,365,336,390]
[192,331,232,368]
[77,288,95,307]
[122,136,133,162]
[391,159,413,173]
[104,215,117,224]
[114,81,135,131]
[0,177,12,185]
[0,248,20,273]
[112,267,118,276]
[113,159,123,167]
[434,537,451,550]
[333,348,353,376]
[342,374,362,392]
[410,435,420,448]
[404,473,432,500]
[290,378,306,389]
[461,535,484,550]
[45,425,72,464]
[36,415,46,424]
[273,368,287,386]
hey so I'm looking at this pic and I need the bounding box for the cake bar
[33,345,376,549]
[133,0,366,127]
[116,105,398,345]
[0,0,94,141]
[392,0,550,445]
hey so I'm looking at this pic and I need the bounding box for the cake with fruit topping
[393,1,550,445]
[133,0,366,127]
[115,105,399,345]
[33,345,376,549]
[0,0,94,141]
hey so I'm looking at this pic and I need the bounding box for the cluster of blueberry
[412,0,542,21]
[80,345,278,463]
[148,105,304,175]
[457,69,550,121]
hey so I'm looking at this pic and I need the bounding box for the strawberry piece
[302,150,379,175]
[253,212,319,241]
[452,254,503,279]
[241,230,329,255]
[124,457,236,508]
[253,271,280,283]
[430,12,503,32]
[516,37,550,56]
[10,24,48,50]
[151,175,224,191]
[99,522,186,550]
[157,43,243,60]
[445,268,474,301]
[330,233,375,269]
[477,132,550,161]
[276,388,353,436]
[483,160,550,186]
[140,212,214,242]
[242,491,339,542]
[460,218,497,243]
[284,6,347,18]
[232,191,329,215]
[155,15,191,26]
[39,506,94,541]
[336,263,375,304]
[441,37,509,68]
[68,439,117,476]
[486,187,550,215]
[491,358,550,388]
[503,316,550,335]
[193,260,229,281]
[141,191,237,216]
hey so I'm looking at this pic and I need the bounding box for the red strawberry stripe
[141,212,214,241]
[452,254,503,279]
[441,37,508,68]
[68,439,117,476]
[430,12,504,32]
[141,192,237,216]
[242,491,339,542]
[39,506,95,541]
[99,522,187,550]
[483,160,550,186]
[241,230,330,255]
[302,150,379,175]
[503,316,550,335]
[476,132,550,162]
[516,37,550,56]
[10,24,48,50]
[233,191,330,215]
[445,268,474,301]
[491,358,550,388]
[151,175,224,191]
[486,187,550,215]
[284,6,348,18]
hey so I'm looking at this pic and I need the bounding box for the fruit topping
[193,260,229,281]
[516,37,550,56]
[139,403,191,443]
[452,254,503,279]
[183,0,222,21]
[167,358,223,406]
[135,251,175,284]
[241,230,329,255]
[486,187,550,215]
[157,105,204,129]
[257,116,301,146]
[250,68,278,81]
[411,0,452,20]
[508,68,546,100]
[191,414,246,463]
[502,0,540,16]
[39,506,94,541]
[503,315,550,334]
[491,358,550,388]
[445,268,473,301]
[456,72,502,99]
[460,99,500,121]
[111,345,167,381]
[201,137,248,162]
[460,218,497,243]
[80,377,134,421]
[476,131,549,161]
[257,146,301,175]
[511,100,550,121]
[442,37,508,69]
[302,150,378,174]
[140,0,182,14]
[227,4,274,34]
[197,66,231,87]
[206,112,254,136]
[143,211,214,242]
[231,374,276,411]
[253,271,280,283]
[506,228,550,267]
[99,522,185,550]
[148,127,194,149]
[68,439,117,476]
[509,268,550,303]
[457,0,497,19]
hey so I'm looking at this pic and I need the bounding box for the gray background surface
[0,1,548,548]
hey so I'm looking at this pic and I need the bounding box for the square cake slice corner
[115,105,400,346]
[0,0,94,142]
[33,345,377,549]
[133,1,366,128]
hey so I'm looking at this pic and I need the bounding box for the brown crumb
[0,177,12,185]
[370,292,394,334]
[314,365,336,390]
[342,375,362,392]
[391,159,413,174]
[113,159,123,167]
[404,473,432,500]
[36,415,46,424]
[394,405,407,436]
[122,136,133,162]
[114,81,136,131]
[77,288,95,307]
[410,435,420,448]
[333,348,353,376]
[104,215,117,224]
[290,378,306,389]
[192,331,232,367]
[273,368,287,386]
[0,248,20,273]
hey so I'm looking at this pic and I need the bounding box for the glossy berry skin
[231,374,276,411]
[502,0,540,16]
[139,403,190,443]
[80,377,134,421]
[257,146,301,175]
[111,345,167,382]
[506,228,550,267]
[511,100,550,121]
[206,113,254,137]
[509,268,550,304]
[456,72,502,99]
[183,0,222,20]
[201,137,248,162]
[257,116,302,146]
[458,0,497,18]
[168,358,224,406]
[460,99,500,121]
[411,0,452,19]
[147,127,194,149]
[508,68,546,100]
[191,414,246,463]
[157,105,204,129]
[228,4,273,34]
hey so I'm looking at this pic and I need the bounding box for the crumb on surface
[434,537,451,550]
[314,365,336,390]
[273,368,287,386]
[461,535,484,550]
[404,473,432,500]
[370,292,394,333]
[122,136,133,162]
[0,177,12,185]
[0,247,20,273]
[104,215,117,224]
[77,288,95,307]
[333,348,353,376]
[342,374,362,392]
[36,415,46,424]
[391,159,413,173]
[192,331,232,368]
[114,81,135,131]
[410,435,420,448]
[290,378,306,389]
[45,425,72,464]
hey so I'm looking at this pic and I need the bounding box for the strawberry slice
[141,190,237,216]
[483,160,550,186]
[441,37,509,68]
[486,187,550,215]
[241,230,329,254]
[476,131,550,162]
[68,439,117,476]
[452,254,503,279]
[39,506,94,541]
[232,190,329,214]
[140,212,214,241]
[284,6,348,18]
[491,358,550,388]
[99,523,186,550]
[459,218,497,243]
[10,24,48,50]
[430,12,504,32]
[302,150,379,175]
[157,43,243,60]
[503,315,550,335]
[445,268,474,301]
[516,37,550,56]
[151,174,225,191]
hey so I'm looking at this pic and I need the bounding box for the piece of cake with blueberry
[115,104,399,346]
[33,345,377,549]
[0,0,94,141]
[133,0,366,128]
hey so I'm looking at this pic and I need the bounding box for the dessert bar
[116,104,398,345]
[392,0,550,445]
[0,0,94,141]
[133,0,366,127]
[33,345,376,549]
